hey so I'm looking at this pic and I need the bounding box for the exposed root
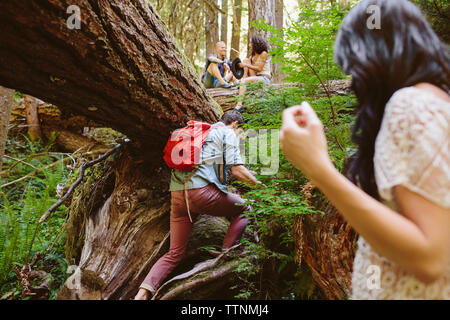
[13,252,52,300]
[152,244,246,300]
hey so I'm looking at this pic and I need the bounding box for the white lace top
[351,87,450,300]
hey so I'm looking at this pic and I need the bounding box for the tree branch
[38,144,122,223]
[298,52,344,151]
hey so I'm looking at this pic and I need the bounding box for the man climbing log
[135,109,260,300]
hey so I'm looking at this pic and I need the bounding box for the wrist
[309,159,338,189]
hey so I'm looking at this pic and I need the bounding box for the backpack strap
[182,166,198,223]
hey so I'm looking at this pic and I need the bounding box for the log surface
[0,0,221,150]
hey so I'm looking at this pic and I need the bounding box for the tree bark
[0,0,221,152]
[293,184,357,300]
[230,0,242,61]
[248,0,275,55]
[24,95,43,142]
[0,0,221,300]
[205,0,219,57]
[220,0,228,46]
[0,86,15,173]
[273,0,284,83]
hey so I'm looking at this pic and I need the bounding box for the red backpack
[163,120,224,172]
[163,120,225,223]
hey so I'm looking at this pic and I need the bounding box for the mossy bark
[0,86,15,173]
[293,189,358,300]
[0,0,221,151]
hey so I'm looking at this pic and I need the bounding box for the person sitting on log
[202,41,238,89]
[234,35,272,112]
[134,109,260,300]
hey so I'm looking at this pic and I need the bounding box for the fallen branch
[0,144,96,176]
[0,157,71,189]
[2,154,39,171]
[13,252,52,300]
[1,153,62,176]
[38,144,121,223]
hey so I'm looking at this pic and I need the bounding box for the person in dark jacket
[202,41,238,88]
[135,110,259,300]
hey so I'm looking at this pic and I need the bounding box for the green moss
[80,268,106,291]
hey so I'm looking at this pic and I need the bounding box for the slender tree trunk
[273,0,284,83]
[230,0,242,61]
[0,86,14,173]
[182,1,203,67]
[24,95,42,142]
[205,0,219,56]
[220,0,228,46]
[0,0,221,300]
[248,0,275,55]
[274,0,283,43]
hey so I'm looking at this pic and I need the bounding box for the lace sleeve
[374,87,450,208]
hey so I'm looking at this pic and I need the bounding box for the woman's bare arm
[312,164,450,283]
[280,102,450,283]
[240,52,268,73]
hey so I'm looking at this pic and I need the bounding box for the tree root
[152,244,250,300]
[13,252,52,300]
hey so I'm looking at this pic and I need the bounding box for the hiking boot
[219,82,232,89]
[234,105,245,113]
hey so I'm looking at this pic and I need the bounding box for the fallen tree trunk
[0,0,220,300]
[11,100,103,132]
[153,246,250,300]
[0,0,220,150]
[206,80,352,111]
[11,98,118,152]
[41,127,100,153]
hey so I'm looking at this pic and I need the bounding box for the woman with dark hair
[280,0,449,299]
[235,35,272,112]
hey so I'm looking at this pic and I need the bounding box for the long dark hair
[250,35,268,56]
[334,0,450,199]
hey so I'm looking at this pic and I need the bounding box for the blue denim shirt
[169,122,243,194]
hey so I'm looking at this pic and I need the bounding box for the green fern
[0,138,70,291]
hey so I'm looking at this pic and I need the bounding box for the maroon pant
[140,184,250,294]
